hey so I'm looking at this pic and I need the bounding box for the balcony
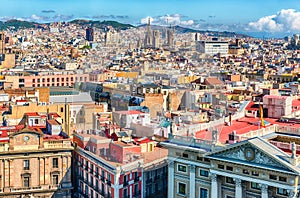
[10,186,42,192]
[44,140,72,149]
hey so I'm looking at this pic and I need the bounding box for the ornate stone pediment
[209,143,292,172]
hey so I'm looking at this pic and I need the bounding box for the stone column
[261,184,268,198]
[189,165,195,198]
[168,161,174,198]
[211,173,218,198]
[234,178,242,198]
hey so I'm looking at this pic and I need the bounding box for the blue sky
[1,0,300,33]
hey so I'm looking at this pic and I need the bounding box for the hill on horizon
[0,19,251,38]
[138,24,250,38]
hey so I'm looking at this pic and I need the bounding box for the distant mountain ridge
[69,19,134,31]
[0,19,39,30]
[0,19,134,31]
[0,19,250,37]
[138,24,250,38]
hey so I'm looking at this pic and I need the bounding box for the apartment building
[73,132,168,198]
[196,40,229,55]
[0,112,73,198]
[4,73,89,89]
[163,132,300,198]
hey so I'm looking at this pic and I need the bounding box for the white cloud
[140,16,154,24]
[248,9,300,32]
[140,14,194,27]
[0,14,74,23]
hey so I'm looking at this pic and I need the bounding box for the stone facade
[0,129,73,198]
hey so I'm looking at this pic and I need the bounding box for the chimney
[228,130,236,144]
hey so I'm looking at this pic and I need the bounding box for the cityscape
[1,0,300,198]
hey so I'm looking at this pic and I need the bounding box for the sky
[1,0,300,35]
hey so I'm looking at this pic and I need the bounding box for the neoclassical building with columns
[163,134,300,198]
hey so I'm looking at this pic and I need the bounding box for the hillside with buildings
[0,14,300,198]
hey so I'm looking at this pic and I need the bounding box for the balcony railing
[10,186,42,192]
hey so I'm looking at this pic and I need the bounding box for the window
[279,176,287,182]
[197,156,203,161]
[252,171,259,176]
[123,188,128,198]
[52,174,59,185]
[34,119,38,124]
[96,167,99,176]
[124,174,128,186]
[52,158,58,168]
[24,160,30,170]
[226,177,234,184]
[200,169,209,177]
[218,164,224,169]
[200,188,208,198]
[242,169,249,174]
[269,174,277,180]
[277,188,288,196]
[177,164,187,173]
[23,176,30,187]
[134,184,139,196]
[182,153,189,158]
[60,107,64,113]
[250,182,261,190]
[177,182,186,195]
[203,158,210,162]
[226,166,233,171]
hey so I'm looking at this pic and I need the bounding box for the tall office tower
[167,29,174,47]
[0,32,4,54]
[144,18,153,48]
[152,30,161,48]
[86,27,94,42]
[294,34,299,46]
[195,32,200,41]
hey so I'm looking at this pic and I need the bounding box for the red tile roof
[25,112,39,117]
[195,117,300,143]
